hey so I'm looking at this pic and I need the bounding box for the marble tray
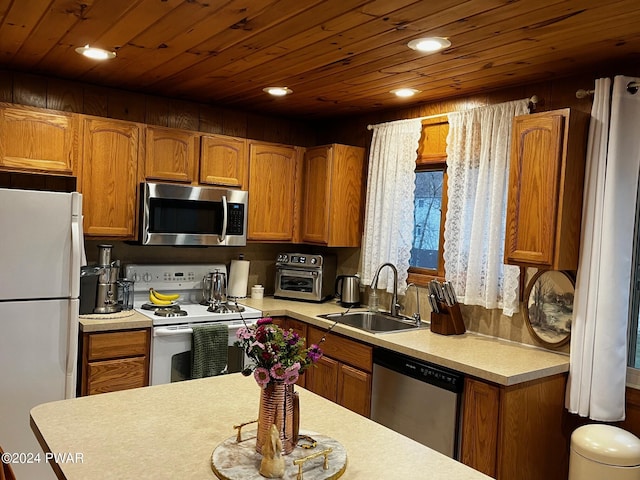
[211,429,347,480]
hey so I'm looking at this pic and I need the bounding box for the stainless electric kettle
[335,274,361,307]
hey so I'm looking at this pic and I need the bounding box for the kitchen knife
[429,293,440,313]
[428,281,439,301]
[443,282,457,306]
[430,280,444,302]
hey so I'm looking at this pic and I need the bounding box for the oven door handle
[154,327,194,336]
[154,323,248,337]
[278,268,319,277]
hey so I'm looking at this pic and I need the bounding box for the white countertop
[78,296,570,386]
[31,373,492,480]
[242,297,570,386]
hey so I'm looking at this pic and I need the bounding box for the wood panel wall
[0,69,318,147]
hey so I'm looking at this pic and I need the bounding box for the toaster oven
[274,253,336,302]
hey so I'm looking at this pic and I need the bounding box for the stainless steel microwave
[140,182,248,246]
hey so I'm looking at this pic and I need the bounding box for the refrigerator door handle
[70,193,85,298]
[65,299,79,399]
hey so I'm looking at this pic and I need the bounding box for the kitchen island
[30,373,491,480]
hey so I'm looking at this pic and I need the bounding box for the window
[408,120,448,284]
[410,167,445,271]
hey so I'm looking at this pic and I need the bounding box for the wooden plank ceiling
[0,0,639,118]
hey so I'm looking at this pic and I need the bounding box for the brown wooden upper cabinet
[80,116,143,238]
[144,126,198,183]
[504,108,589,270]
[200,134,248,189]
[301,144,366,247]
[0,104,79,175]
[247,141,302,242]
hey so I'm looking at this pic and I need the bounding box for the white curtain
[444,100,529,316]
[361,118,422,292]
[566,75,640,421]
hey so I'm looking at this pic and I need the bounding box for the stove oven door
[150,323,246,385]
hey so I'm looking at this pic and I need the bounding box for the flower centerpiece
[235,317,324,455]
[236,317,323,387]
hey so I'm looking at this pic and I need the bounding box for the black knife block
[430,302,466,335]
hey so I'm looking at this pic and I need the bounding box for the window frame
[408,118,449,286]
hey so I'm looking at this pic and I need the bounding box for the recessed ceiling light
[263,86,292,97]
[391,88,420,98]
[75,45,116,60]
[407,37,451,53]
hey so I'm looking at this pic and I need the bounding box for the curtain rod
[576,81,639,99]
[366,95,538,131]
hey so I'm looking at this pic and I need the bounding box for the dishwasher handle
[373,348,463,394]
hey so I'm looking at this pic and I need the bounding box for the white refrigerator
[0,187,84,480]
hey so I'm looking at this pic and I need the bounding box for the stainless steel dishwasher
[370,348,464,459]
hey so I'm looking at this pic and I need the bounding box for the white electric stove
[124,263,261,385]
[125,263,262,325]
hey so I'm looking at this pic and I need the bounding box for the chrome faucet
[371,263,400,317]
[406,283,421,326]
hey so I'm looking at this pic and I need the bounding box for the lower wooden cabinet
[460,374,569,480]
[460,378,500,476]
[307,355,339,402]
[79,329,150,396]
[305,326,372,417]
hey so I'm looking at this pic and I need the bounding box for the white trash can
[569,424,640,480]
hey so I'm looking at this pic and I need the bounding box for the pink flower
[270,363,286,380]
[236,327,252,340]
[257,317,273,326]
[254,367,271,387]
[283,368,299,385]
[249,340,265,352]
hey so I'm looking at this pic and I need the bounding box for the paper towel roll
[228,259,250,299]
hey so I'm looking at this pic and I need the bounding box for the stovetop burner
[207,302,246,314]
[139,303,189,317]
[140,302,180,311]
[154,308,188,317]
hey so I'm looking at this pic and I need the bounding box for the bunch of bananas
[148,288,180,305]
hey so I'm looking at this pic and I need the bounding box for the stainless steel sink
[318,311,424,334]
